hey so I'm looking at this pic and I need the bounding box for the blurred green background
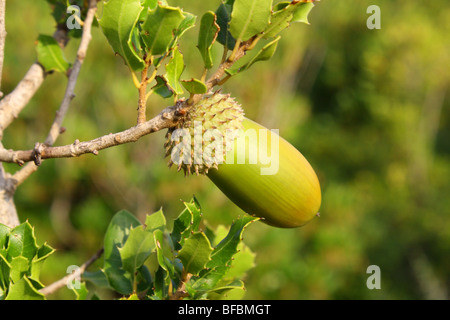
[1,0,449,299]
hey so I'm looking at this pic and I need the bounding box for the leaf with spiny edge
[225,36,280,75]
[215,1,236,49]
[98,0,145,71]
[229,0,272,42]
[36,35,71,74]
[181,78,208,95]
[197,11,220,69]
[262,0,315,39]
[177,232,213,276]
[164,47,185,96]
[140,4,186,56]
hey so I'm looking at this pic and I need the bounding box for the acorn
[165,92,321,228]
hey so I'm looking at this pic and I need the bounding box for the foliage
[0,222,54,300]
[1,0,449,301]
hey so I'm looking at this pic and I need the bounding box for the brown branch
[10,0,98,187]
[39,248,104,297]
[0,29,70,139]
[0,102,186,165]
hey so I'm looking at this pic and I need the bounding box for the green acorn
[165,93,321,228]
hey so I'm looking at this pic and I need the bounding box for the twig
[39,248,104,297]
[169,270,192,300]
[1,102,187,165]
[11,0,98,186]
[0,30,69,139]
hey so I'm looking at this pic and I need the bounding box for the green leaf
[0,253,11,294]
[153,229,175,276]
[73,282,89,300]
[9,256,29,283]
[0,224,10,249]
[103,209,142,295]
[164,47,185,95]
[228,35,280,74]
[99,0,145,71]
[145,209,166,233]
[216,2,236,49]
[229,0,272,42]
[5,276,45,300]
[175,12,197,39]
[181,79,208,95]
[36,34,70,73]
[6,222,38,263]
[263,1,313,39]
[29,243,55,284]
[178,232,213,276]
[197,11,219,69]
[292,2,315,23]
[140,4,185,56]
[119,225,155,274]
[207,216,257,270]
[152,76,173,98]
[82,270,110,288]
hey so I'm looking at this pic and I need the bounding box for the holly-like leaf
[72,282,89,300]
[227,35,280,75]
[197,11,219,69]
[164,47,185,95]
[292,1,315,23]
[175,12,197,40]
[102,209,142,295]
[99,0,145,71]
[145,209,166,233]
[140,4,185,56]
[119,225,155,275]
[36,35,70,73]
[6,222,38,263]
[152,76,173,98]
[0,224,9,248]
[216,2,236,49]
[5,276,45,300]
[263,1,314,39]
[177,232,213,276]
[229,0,272,42]
[181,79,208,95]
[207,216,258,270]
[9,256,29,283]
[29,243,55,285]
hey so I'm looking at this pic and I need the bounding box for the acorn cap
[165,92,244,176]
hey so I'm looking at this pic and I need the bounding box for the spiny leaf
[102,209,142,295]
[197,11,219,69]
[177,232,213,276]
[9,256,29,283]
[152,76,173,98]
[119,225,155,274]
[99,0,145,71]
[207,216,258,270]
[5,276,45,300]
[226,36,280,75]
[164,47,185,96]
[181,78,208,95]
[140,4,185,56]
[229,0,272,42]
[216,2,236,49]
[6,221,38,263]
[36,34,70,73]
[145,209,166,233]
[263,1,314,39]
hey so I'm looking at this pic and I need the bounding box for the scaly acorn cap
[165,92,244,176]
